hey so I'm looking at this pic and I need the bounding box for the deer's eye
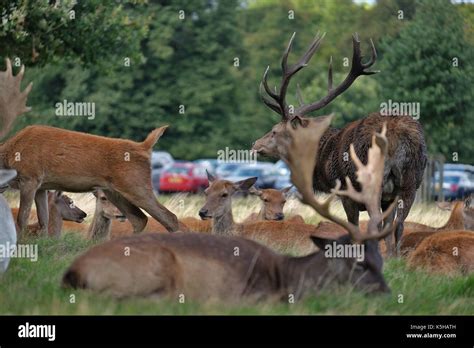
[100,197,107,202]
[263,199,269,203]
[272,131,276,136]
[221,193,228,198]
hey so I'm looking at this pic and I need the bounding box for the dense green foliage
[1,0,472,162]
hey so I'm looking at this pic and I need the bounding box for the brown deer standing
[407,231,474,275]
[245,186,305,223]
[0,59,182,237]
[11,191,86,237]
[251,32,427,255]
[61,114,392,300]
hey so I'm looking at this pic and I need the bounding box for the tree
[377,0,474,164]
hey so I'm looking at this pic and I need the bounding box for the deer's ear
[92,190,99,198]
[281,186,293,195]
[309,236,333,249]
[436,201,454,211]
[248,186,262,196]
[206,170,216,183]
[234,177,258,191]
[55,191,63,198]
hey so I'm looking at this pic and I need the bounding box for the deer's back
[408,231,474,274]
[2,126,150,190]
[63,232,287,301]
[316,113,426,202]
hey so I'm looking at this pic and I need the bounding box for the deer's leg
[394,191,416,256]
[115,184,179,233]
[17,181,39,236]
[104,190,148,233]
[341,197,360,226]
[34,189,48,237]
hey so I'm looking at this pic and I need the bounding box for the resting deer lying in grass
[0,59,181,237]
[245,186,305,223]
[407,231,474,275]
[62,114,393,300]
[251,32,427,256]
[11,191,86,237]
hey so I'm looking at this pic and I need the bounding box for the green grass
[1,232,473,315]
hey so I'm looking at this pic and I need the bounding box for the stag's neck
[48,205,63,237]
[211,211,236,235]
[441,202,464,230]
[88,212,111,240]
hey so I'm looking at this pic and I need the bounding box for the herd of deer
[0,32,473,303]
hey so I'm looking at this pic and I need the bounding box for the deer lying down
[62,115,394,300]
[245,186,305,223]
[407,231,474,275]
[11,191,86,237]
[0,59,181,236]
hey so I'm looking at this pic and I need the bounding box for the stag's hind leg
[104,190,148,233]
[382,200,397,258]
[393,190,416,256]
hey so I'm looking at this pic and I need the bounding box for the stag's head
[199,171,257,220]
[283,115,394,294]
[252,32,377,159]
[249,186,292,220]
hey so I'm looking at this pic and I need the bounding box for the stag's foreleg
[382,200,397,257]
[103,190,148,234]
[34,189,49,237]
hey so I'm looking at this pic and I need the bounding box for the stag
[252,32,427,255]
[0,59,182,237]
[62,114,394,300]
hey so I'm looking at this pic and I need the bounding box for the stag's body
[62,232,388,301]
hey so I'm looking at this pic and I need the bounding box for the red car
[159,162,209,193]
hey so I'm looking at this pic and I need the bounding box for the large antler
[260,32,377,121]
[0,58,32,139]
[283,116,396,243]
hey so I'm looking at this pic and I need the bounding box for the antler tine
[260,31,326,121]
[0,58,33,139]
[295,33,378,116]
[283,114,364,242]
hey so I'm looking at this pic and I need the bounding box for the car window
[444,176,460,184]
[237,168,263,177]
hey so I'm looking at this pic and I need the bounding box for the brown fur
[407,231,474,275]
[1,123,181,236]
[62,232,389,301]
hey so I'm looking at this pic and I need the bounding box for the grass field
[1,193,473,315]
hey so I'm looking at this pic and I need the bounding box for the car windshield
[167,167,189,175]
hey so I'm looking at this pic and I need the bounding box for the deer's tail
[141,125,169,152]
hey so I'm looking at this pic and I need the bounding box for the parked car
[226,163,278,189]
[194,159,219,176]
[215,162,245,179]
[151,151,174,192]
[434,171,474,200]
[159,162,209,193]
